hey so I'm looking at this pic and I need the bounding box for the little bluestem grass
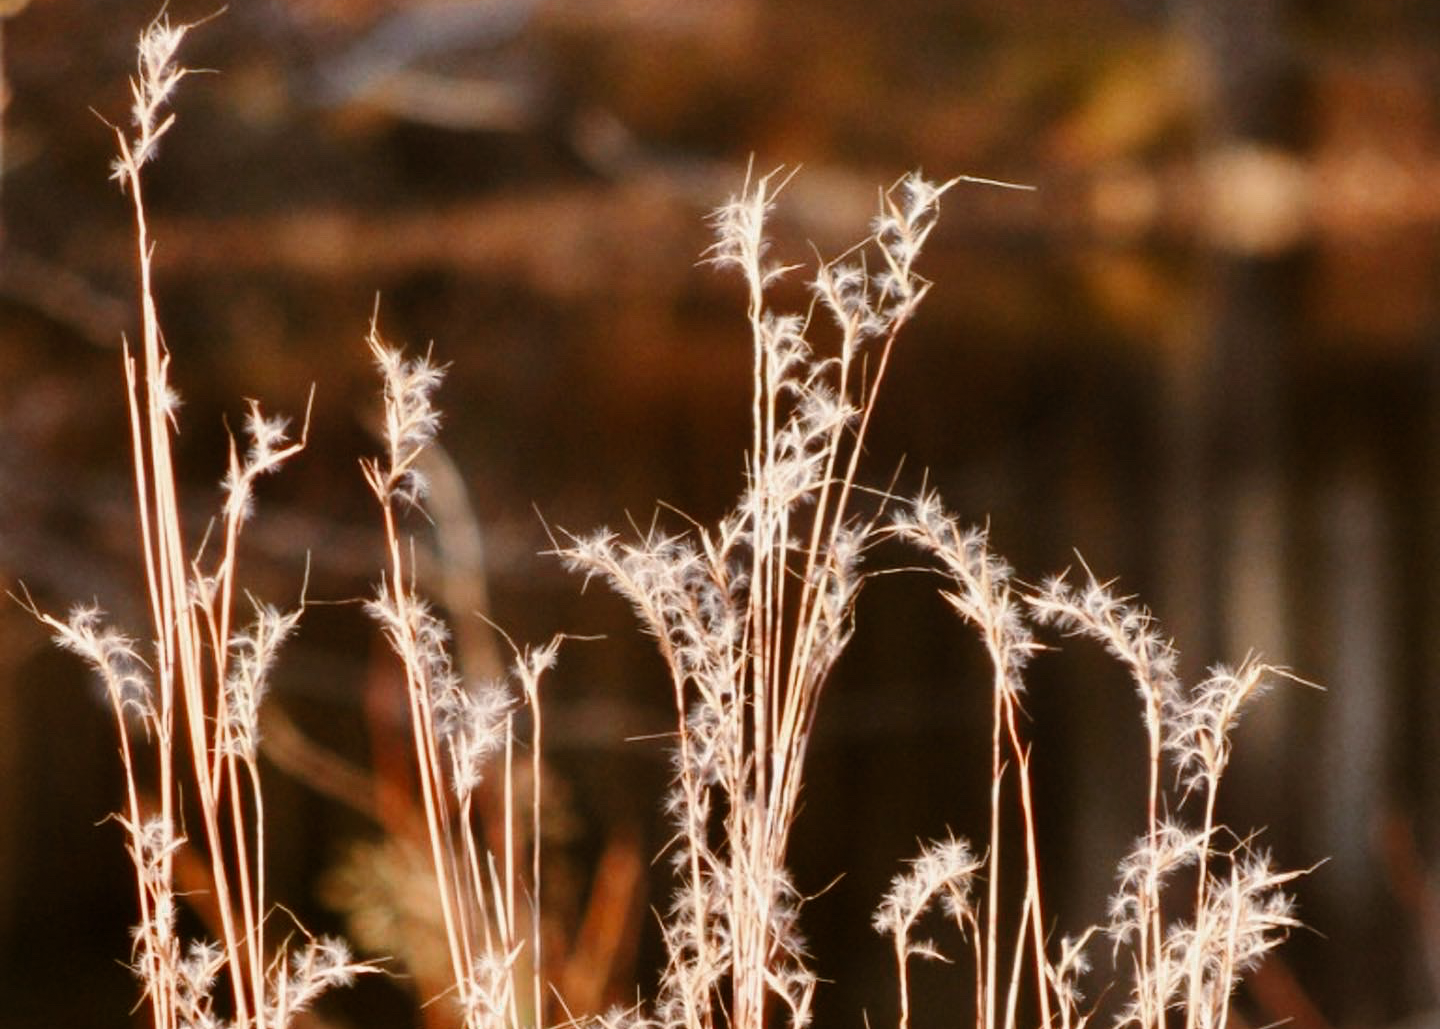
[34,14,1308,1029]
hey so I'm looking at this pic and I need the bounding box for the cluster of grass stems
[32,16,1308,1029]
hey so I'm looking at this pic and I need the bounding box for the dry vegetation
[32,16,1309,1029]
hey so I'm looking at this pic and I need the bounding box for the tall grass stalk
[362,317,563,1028]
[566,170,1307,1029]
[562,166,977,1029]
[30,16,369,1028]
[34,15,1307,1029]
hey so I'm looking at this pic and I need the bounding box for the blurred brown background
[3,0,1440,1026]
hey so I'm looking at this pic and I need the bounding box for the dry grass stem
[34,16,374,1028]
[36,15,1307,1029]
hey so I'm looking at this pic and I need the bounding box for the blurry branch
[1244,955,1334,1029]
[66,150,1440,300]
[0,460,377,598]
[306,0,757,135]
[1380,813,1440,1002]
[311,0,538,102]
[119,176,747,293]
[335,69,535,132]
[74,168,946,296]
[415,442,504,683]
[556,831,646,1013]
[0,247,129,347]
[260,705,409,827]
[310,0,541,132]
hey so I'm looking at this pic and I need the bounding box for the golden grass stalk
[362,316,563,1028]
[32,15,370,1027]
